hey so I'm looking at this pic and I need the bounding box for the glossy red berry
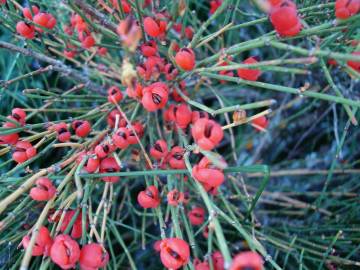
[125,122,144,145]
[143,16,167,38]
[168,146,186,169]
[194,259,210,270]
[141,82,169,112]
[150,139,168,160]
[160,238,190,269]
[140,40,158,57]
[54,122,71,142]
[12,140,37,164]
[166,103,192,129]
[72,120,91,137]
[95,142,116,158]
[270,1,302,37]
[33,12,56,31]
[237,56,262,81]
[188,207,205,225]
[113,127,130,149]
[50,234,80,269]
[347,51,360,73]
[22,226,52,256]
[137,185,160,208]
[79,243,109,270]
[81,34,95,49]
[107,86,123,103]
[126,83,143,99]
[77,151,100,173]
[229,251,264,270]
[191,118,224,150]
[0,131,19,145]
[164,63,179,80]
[100,157,120,183]
[192,156,225,190]
[210,0,223,14]
[175,48,196,71]
[30,177,57,201]
[212,251,225,270]
[111,0,131,13]
[59,210,86,239]
[167,189,185,206]
[335,0,360,19]
[16,21,35,39]
[11,108,26,126]
[192,111,209,124]
[251,116,269,131]
[107,109,127,128]
[23,5,40,20]
[153,240,162,252]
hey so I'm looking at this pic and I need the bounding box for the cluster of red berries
[16,5,56,39]
[22,226,108,270]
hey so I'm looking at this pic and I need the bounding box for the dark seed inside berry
[152,93,162,105]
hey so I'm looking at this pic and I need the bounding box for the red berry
[168,146,186,169]
[137,185,160,208]
[141,82,169,112]
[79,243,109,270]
[188,206,205,225]
[95,142,116,158]
[97,47,108,56]
[335,0,360,19]
[167,189,185,206]
[237,56,262,81]
[81,34,95,49]
[107,86,123,103]
[11,108,26,125]
[77,151,100,173]
[12,140,37,164]
[270,1,302,37]
[100,157,120,183]
[212,251,225,270]
[164,63,179,80]
[160,238,190,269]
[210,0,223,14]
[111,0,131,13]
[153,240,162,252]
[126,83,143,99]
[175,103,193,129]
[16,21,35,39]
[140,40,158,57]
[192,111,209,124]
[347,51,360,73]
[50,234,80,269]
[33,12,56,32]
[72,120,91,137]
[107,109,127,128]
[194,260,210,270]
[59,210,86,239]
[22,226,52,256]
[251,116,269,131]
[113,127,130,149]
[150,139,168,160]
[192,156,225,190]
[22,5,39,20]
[53,122,71,142]
[143,16,167,38]
[229,251,264,270]
[0,132,19,145]
[127,122,144,144]
[175,48,196,71]
[191,118,224,150]
[30,177,56,201]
